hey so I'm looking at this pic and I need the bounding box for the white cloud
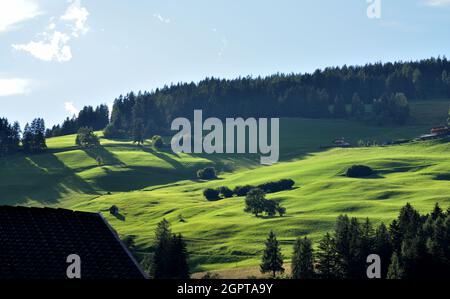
[64,101,79,115]
[425,0,450,6]
[153,13,171,24]
[0,0,41,32]
[0,78,31,97]
[12,0,89,62]
[61,0,89,37]
[13,31,72,62]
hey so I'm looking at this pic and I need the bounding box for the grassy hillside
[0,102,449,277]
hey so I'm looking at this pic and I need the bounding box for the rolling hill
[0,100,449,277]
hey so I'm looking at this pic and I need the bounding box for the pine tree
[151,219,173,279]
[260,231,284,277]
[169,234,190,279]
[389,219,402,254]
[316,232,340,279]
[150,219,190,279]
[431,203,443,220]
[374,223,392,278]
[387,252,403,279]
[22,123,33,153]
[291,237,315,279]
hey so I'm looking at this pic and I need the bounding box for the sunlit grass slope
[0,113,449,275]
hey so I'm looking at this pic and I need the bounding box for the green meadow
[1,100,449,277]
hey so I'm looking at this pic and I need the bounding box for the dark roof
[0,206,147,279]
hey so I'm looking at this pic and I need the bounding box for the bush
[109,205,119,215]
[218,186,234,198]
[152,135,164,149]
[197,167,217,180]
[346,165,375,178]
[234,185,254,197]
[203,188,221,201]
[254,179,295,193]
[278,179,295,190]
[75,127,100,147]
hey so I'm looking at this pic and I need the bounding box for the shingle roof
[0,206,147,279]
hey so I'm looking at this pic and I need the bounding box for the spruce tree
[151,219,173,278]
[374,223,392,278]
[387,252,403,279]
[316,232,340,279]
[260,231,284,277]
[291,237,314,279]
[431,203,443,220]
[169,234,190,279]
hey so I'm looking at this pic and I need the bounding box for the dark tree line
[103,57,450,139]
[0,117,47,155]
[0,118,21,156]
[46,104,110,137]
[289,203,450,279]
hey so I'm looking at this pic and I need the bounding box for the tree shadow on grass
[0,152,98,206]
[82,145,125,167]
[112,212,126,221]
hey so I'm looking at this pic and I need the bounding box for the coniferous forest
[101,57,450,139]
[3,57,450,155]
[260,203,450,280]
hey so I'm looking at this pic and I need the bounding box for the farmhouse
[0,206,147,279]
[419,126,450,141]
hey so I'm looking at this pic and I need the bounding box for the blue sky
[0,0,449,127]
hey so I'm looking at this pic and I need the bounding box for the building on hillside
[0,206,147,279]
[333,138,351,148]
[430,126,449,136]
[419,126,450,141]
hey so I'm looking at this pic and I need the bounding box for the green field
[1,100,449,277]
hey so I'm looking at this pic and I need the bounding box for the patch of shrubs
[203,179,295,205]
[233,185,254,197]
[218,186,234,198]
[203,188,221,201]
[197,167,217,180]
[346,165,375,178]
[203,179,295,201]
[152,135,164,149]
[234,179,295,197]
[258,179,295,193]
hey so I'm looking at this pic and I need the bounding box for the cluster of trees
[103,57,450,139]
[0,118,21,156]
[46,104,109,138]
[203,179,295,201]
[22,118,47,154]
[147,219,189,279]
[261,203,450,279]
[1,117,48,156]
[245,188,286,217]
